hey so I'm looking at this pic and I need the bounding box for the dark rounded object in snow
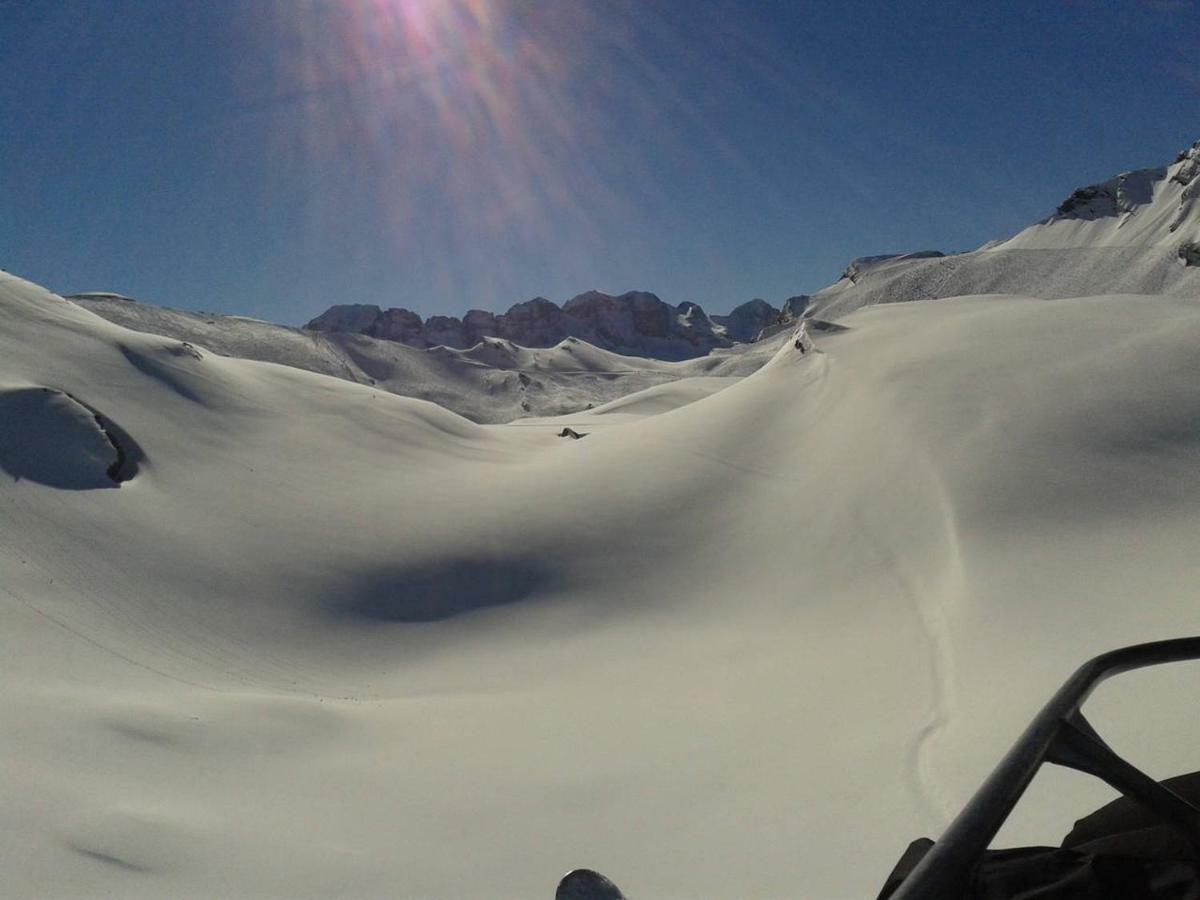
[555,868,626,900]
[0,387,143,488]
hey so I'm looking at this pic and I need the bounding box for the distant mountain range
[64,135,1200,422]
[305,290,811,361]
[301,139,1200,355]
[65,290,784,423]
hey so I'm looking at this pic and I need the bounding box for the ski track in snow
[852,452,964,826]
[901,516,964,827]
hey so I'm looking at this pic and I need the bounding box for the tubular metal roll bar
[889,636,1200,899]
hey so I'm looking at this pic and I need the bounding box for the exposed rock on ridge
[711,298,779,342]
[1053,167,1164,219]
[807,136,1200,321]
[306,290,795,360]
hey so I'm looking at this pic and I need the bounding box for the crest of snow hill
[305,290,810,361]
[1043,138,1200,250]
[801,136,1200,321]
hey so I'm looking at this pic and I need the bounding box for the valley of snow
[4,265,1200,899]
[67,293,777,425]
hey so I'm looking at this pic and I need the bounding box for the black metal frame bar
[889,636,1200,899]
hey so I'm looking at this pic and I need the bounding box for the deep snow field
[4,262,1200,898]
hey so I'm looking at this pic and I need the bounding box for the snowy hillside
[997,138,1200,251]
[5,268,1200,898]
[68,293,780,424]
[809,139,1200,321]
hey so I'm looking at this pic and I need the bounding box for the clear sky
[1,0,1197,324]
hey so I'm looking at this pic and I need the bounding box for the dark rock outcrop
[1171,140,1200,187]
[712,298,780,342]
[306,289,789,360]
[1054,168,1164,220]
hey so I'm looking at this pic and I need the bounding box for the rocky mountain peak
[711,298,781,343]
[306,289,764,360]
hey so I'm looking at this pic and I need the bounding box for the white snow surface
[809,140,1200,321]
[6,270,1200,899]
[67,295,777,424]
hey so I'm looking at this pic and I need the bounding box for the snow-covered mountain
[66,293,781,424]
[809,138,1200,321]
[68,136,1200,434]
[306,290,796,360]
[710,297,788,342]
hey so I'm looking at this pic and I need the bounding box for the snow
[809,141,1200,322]
[5,265,1200,898]
[69,294,781,424]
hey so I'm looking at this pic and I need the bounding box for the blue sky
[1,0,1196,324]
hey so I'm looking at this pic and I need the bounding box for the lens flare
[232,0,781,309]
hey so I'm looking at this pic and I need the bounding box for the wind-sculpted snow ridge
[71,293,784,423]
[306,290,800,360]
[808,138,1200,321]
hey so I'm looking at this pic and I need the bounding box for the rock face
[306,304,384,336]
[305,290,791,360]
[712,298,779,342]
[1171,140,1200,187]
[753,294,814,342]
[499,297,574,347]
[1169,140,1200,234]
[1053,167,1164,220]
[306,304,484,348]
[779,295,810,323]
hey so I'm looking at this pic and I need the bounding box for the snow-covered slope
[69,294,778,424]
[809,139,1200,321]
[997,139,1200,250]
[6,269,1200,898]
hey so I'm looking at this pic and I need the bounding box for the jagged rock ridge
[306,291,801,360]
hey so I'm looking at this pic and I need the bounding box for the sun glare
[249,0,623,298]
